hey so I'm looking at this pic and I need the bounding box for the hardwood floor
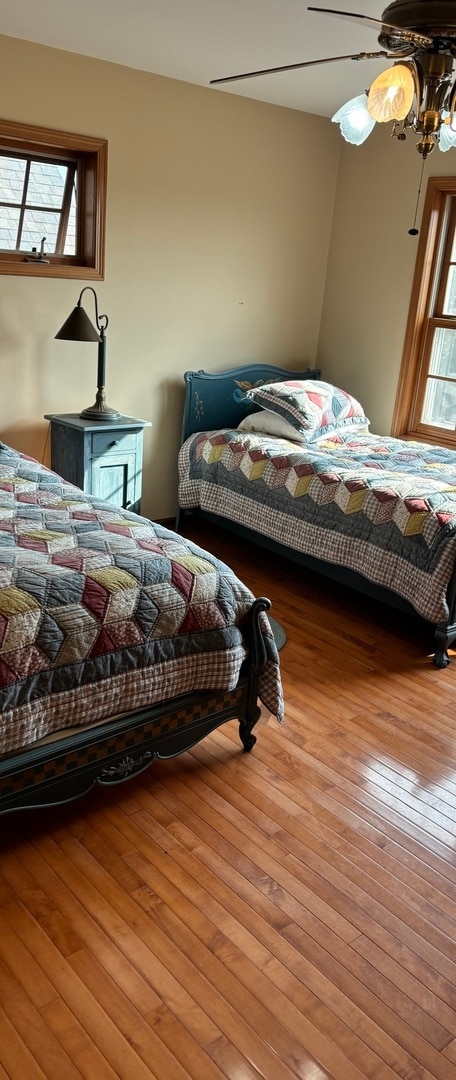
[1,517,456,1079]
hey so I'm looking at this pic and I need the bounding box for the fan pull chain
[408,157,426,235]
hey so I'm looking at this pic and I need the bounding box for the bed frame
[0,595,271,817]
[177,362,456,668]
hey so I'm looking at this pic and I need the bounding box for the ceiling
[2,0,391,117]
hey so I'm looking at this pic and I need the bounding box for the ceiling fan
[210,2,456,159]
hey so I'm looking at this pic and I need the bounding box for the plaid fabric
[178,428,456,624]
[0,442,283,753]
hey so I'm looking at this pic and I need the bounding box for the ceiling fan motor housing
[379,0,456,52]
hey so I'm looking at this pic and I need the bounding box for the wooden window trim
[391,176,456,448]
[0,119,107,279]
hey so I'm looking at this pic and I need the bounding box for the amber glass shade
[368,63,415,123]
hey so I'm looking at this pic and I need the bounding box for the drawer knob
[110,439,120,447]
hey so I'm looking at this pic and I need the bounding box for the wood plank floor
[1,517,456,1079]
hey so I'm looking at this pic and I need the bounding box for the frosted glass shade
[331,94,376,145]
[439,112,456,152]
[368,64,415,122]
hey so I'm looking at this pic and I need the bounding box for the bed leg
[433,649,450,668]
[239,707,260,752]
[433,624,451,668]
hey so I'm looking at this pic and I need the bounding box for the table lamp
[55,286,121,420]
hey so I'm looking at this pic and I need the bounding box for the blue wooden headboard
[180,363,321,443]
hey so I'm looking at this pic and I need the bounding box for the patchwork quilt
[178,427,456,625]
[0,442,283,755]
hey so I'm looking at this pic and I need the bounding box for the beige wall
[0,34,341,519]
[318,122,456,434]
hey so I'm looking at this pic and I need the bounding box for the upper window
[392,177,456,448]
[0,119,107,279]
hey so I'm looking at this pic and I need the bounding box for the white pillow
[238,410,305,442]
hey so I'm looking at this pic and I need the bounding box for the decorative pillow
[238,410,305,442]
[311,424,370,446]
[243,379,369,440]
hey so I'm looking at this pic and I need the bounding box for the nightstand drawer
[91,430,138,456]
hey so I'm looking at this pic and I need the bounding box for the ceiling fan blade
[307,7,433,49]
[210,50,388,85]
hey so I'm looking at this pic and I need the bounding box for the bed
[0,440,283,816]
[177,362,456,668]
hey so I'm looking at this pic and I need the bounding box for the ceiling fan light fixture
[367,62,416,121]
[331,93,376,144]
[210,4,456,159]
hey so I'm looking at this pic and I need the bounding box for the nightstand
[44,414,151,514]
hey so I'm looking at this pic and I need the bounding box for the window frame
[0,119,107,279]
[391,175,456,448]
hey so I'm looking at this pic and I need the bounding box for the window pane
[0,205,20,249]
[63,184,76,256]
[27,161,67,209]
[428,326,456,377]
[443,265,456,313]
[21,210,61,254]
[0,155,26,203]
[421,377,456,429]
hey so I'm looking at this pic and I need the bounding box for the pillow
[238,410,305,442]
[243,379,369,440]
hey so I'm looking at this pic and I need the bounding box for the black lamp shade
[55,305,100,342]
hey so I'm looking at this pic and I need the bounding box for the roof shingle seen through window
[0,155,76,254]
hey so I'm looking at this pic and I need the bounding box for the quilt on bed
[178,427,456,625]
[0,442,283,755]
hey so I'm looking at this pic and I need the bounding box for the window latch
[25,237,50,264]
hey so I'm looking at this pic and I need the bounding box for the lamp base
[79,404,122,421]
[80,386,122,421]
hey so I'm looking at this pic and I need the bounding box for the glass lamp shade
[439,112,456,152]
[368,63,415,123]
[331,94,376,145]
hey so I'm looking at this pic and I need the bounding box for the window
[0,119,107,279]
[392,177,456,448]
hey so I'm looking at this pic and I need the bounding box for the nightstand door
[91,450,138,510]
